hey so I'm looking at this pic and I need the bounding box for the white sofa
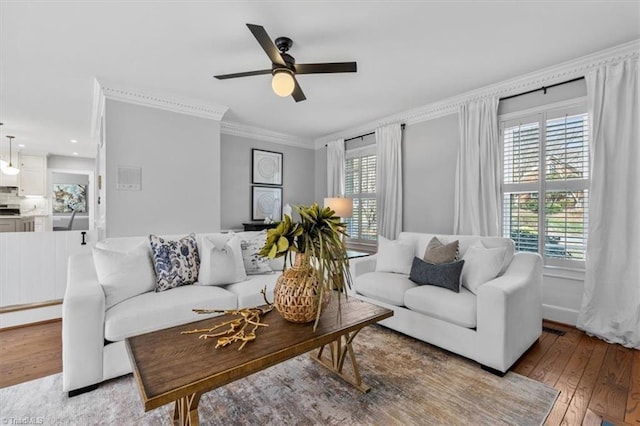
[62,232,282,396]
[349,232,542,374]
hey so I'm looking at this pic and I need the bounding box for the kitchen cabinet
[18,154,46,197]
[0,169,19,187]
[0,218,17,233]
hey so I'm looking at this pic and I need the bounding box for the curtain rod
[499,76,585,101]
[325,123,405,147]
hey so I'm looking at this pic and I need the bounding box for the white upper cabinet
[18,154,46,196]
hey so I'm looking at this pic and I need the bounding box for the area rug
[0,325,557,425]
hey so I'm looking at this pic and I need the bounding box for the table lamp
[323,197,353,219]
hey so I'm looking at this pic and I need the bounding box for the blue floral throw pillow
[149,234,200,292]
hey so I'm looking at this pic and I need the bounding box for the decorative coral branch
[182,286,274,351]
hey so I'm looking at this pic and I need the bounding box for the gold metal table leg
[310,329,370,393]
[173,391,203,426]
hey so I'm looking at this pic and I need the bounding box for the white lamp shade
[2,165,20,175]
[272,70,295,97]
[324,197,353,218]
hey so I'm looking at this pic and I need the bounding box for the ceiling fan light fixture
[271,69,295,97]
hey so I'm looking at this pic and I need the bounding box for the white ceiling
[0,1,639,158]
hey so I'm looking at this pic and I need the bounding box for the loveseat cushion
[354,272,417,306]
[104,285,237,341]
[224,273,279,308]
[404,284,477,328]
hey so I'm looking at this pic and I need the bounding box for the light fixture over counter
[2,135,20,175]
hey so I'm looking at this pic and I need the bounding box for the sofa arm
[349,254,377,278]
[62,253,106,393]
[476,252,542,372]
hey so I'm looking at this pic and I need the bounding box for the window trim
[499,98,588,269]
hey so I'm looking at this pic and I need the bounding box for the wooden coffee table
[126,297,392,426]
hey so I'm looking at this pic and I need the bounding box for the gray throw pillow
[409,257,465,292]
[423,237,459,264]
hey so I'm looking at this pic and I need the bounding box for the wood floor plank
[512,332,557,376]
[625,348,640,424]
[544,333,597,425]
[589,343,634,421]
[530,328,582,387]
[561,337,609,426]
[0,319,62,389]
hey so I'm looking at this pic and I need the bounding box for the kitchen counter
[0,215,51,232]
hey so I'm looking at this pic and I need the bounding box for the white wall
[220,134,315,230]
[104,100,221,237]
[48,155,94,171]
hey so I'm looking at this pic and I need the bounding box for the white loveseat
[349,232,542,373]
[62,231,282,396]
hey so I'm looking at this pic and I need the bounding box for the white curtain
[454,97,501,236]
[326,139,345,197]
[577,57,640,348]
[376,123,403,239]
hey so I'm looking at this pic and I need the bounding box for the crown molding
[221,121,314,149]
[314,39,640,149]
[90,79,229,137]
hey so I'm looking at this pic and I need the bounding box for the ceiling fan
[214,24,357,102]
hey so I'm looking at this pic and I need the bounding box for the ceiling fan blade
[294,62,357,74]
[291,77,306,102]
[246,23,286,66]
[214,69,272,80]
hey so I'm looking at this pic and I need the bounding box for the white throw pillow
[460,243,506,294]
[198,234,247,286]
[375,235,414,275]
[92,243,156,309]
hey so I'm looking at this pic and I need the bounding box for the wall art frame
[252,149,283,186]
[251,186,283,222]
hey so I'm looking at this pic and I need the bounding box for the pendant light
[0,123,6,170]
[2,135,20,175]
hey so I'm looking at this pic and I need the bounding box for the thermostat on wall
[116,166,142,190]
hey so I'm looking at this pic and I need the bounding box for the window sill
[543,265,585,281]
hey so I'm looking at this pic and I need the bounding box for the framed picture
[252,186,282,222]
[252,149,283,185]
[52,184,88,213]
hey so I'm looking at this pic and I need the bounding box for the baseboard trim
[0,299,62,314]
[543,304,579,326]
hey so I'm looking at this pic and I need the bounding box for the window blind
[345,154,376,241]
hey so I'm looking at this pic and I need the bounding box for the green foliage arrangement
[259,203,352,324]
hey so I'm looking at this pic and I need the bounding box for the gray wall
[105,100,221,237]
[402,114,460,233]
[220,134,315,230]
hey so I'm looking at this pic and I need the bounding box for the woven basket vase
[274,252,330,323]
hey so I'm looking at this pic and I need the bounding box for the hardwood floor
[0,319,637,425]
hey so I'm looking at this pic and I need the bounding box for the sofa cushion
[404,284,477,328]
[198,234,246,286]
[224,273,279,308]
[375,235,414,274]
[409,257,464,293]
[354,272,417,306]
[104,285,237,341]
[460,243,506,294]
[149,234,200,292]
[423,237,459,264]
[92,243,156,309]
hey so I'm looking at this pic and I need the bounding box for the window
[345,146,376,244]
[501,102,589,268]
